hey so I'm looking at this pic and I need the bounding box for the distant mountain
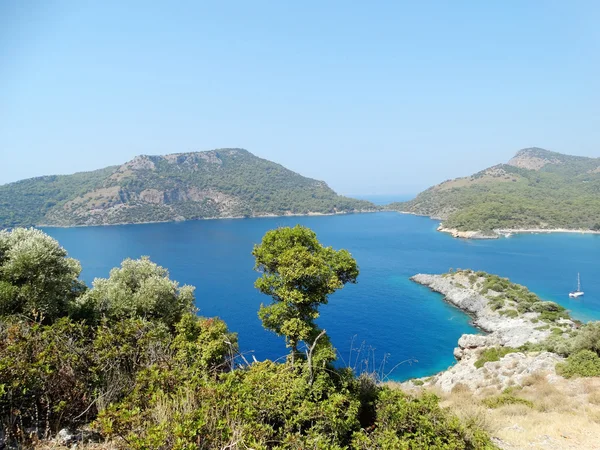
[389,148,600,233]
[0,149,377,227]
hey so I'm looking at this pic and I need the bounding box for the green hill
[389,148,600,232]
[0,148,376,227]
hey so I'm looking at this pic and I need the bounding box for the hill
[389,148,600,234]
[0,148,376,227]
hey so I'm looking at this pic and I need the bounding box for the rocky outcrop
[432,351,563,395]
[437,226,498,240]
[507,154,561,171]
[411,273,567,347]
[405,271,576,393]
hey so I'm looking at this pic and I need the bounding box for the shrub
[0,318,95,440]
[350,389,495,449]
[556,350,600,378]
[76,257,196,327]
[570,322,600,355]
[499,309,518,318]
[0,228,86,322]
[489,299,504,310]
[474,347,518,369]
[482,394,533,409]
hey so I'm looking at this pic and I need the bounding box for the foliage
[474,347,518,369]
[556,350,600,378]
[482,394,533,409]
[390,148,600,231]
[77,256,196,327]
[351,389,495,449]
[0,228,86,322]
[457,269,568,323]
[0,227,495,448]
[0,149,377,227]
[253,225,358,368]
[0,166,118,228]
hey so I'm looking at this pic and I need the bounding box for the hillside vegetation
[0,227,495,449]
[389,148,600,232]
[0,149,376,228]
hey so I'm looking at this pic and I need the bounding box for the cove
[43,212,600,381]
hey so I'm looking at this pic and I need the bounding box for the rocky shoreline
[405,271,576,393]
[437,226,499,240]
[436,224,600,240]
[38,209,380,229]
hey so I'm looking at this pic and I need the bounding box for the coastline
[437,226,600,240]
[405,271,575,393]
[36,209,380,229]
[397,209,600,239]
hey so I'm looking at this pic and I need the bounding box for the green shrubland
[0,227,496,449]
[390,148,600,231]
[0,149,376,228]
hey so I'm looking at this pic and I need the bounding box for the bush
[570,322,600,355]
[474,347,518,369]
[556,350,600,378]
[482,394,533,409]
[76,257,196,327]
[350,389,495,449]
[0,228,86,322]
[0,228,497,448]
[499,309,518,318]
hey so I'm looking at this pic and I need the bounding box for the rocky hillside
[0,148,377,227]
[409,270,576,393]
[389,148,600,234]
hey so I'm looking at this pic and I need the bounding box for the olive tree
[77,256,195,327]
[0,228,85,321]
[252,225,358,369]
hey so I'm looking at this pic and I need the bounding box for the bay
[43,212,600,381]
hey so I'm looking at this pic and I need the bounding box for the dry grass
[33,442,118,450]
[435,372,600,449]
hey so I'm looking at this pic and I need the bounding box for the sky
[1,1,599,195]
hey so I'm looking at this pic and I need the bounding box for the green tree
[77,256,195,327]
[0,228,85,322]
[252,225,358,368]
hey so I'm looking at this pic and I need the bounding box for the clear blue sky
[1,1,599,195]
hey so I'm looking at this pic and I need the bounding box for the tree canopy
[0,228,85,321]
[253,225,359,366]
[77,256,196,327]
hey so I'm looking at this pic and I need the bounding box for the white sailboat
[569,273,584,298]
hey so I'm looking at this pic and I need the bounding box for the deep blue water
[43,212,600,381]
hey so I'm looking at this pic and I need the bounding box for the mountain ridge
[389,147,600,235]
[0,148,377,228]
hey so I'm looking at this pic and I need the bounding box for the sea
[43,211,600,381]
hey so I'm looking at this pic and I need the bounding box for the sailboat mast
[578,273,581,292]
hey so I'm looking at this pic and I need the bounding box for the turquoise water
[43,212,600,381]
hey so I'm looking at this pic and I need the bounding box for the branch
[306,329,327,386]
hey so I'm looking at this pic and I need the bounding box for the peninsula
[406,269,600,449]
[389,148,600,239]
[0,148,377,228]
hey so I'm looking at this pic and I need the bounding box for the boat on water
[569,273,584,298]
